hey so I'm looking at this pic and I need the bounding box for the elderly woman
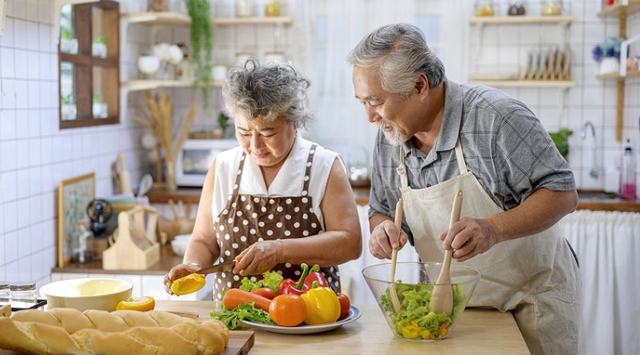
[164,59,362,300]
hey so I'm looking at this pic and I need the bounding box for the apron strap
[397,144,409,188]
[302,144,317,195]
[233,152,248,197]
[454,139,468,174]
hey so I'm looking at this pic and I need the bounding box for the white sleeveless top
[211,137,344,229]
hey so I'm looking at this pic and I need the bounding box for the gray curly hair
[346,23,445,99]
[222,58,313,130]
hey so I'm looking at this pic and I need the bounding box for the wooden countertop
[51,245,182,275]
[155,301,531,355]
[149,186,640,212]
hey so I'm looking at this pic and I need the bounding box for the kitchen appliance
[176,139,238,187]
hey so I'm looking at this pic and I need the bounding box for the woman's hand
[369,218,408,259]
[234,240,282,276]
[163,263,201,295]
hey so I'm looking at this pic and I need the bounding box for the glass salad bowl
[362,261,482,342]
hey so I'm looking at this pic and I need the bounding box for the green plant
[62,95,74,105]
[61,28,72,40]
[218,110,230,131]
[92,93,101,103]
[548,128,573,160]
[187,0,213,107]
[93,35,106,44]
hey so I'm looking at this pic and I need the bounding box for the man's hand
[369,218,408,259]
[439,217,499,262]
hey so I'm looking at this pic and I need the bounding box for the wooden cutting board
[0,332,254,355]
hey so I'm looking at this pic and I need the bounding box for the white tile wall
[0,0,639,296]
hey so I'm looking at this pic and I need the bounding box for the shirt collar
[402,78,463,157]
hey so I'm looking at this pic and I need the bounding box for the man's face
[352,66,411,146]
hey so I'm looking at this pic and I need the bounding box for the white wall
[0,0,638,291]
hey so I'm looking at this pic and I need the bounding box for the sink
[577,191,621,201]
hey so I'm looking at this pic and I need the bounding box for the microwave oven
[175,139,239,187]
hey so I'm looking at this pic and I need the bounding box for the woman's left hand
[234,240,282,276]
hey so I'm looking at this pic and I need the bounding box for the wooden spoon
[430,190,463,316]
[389,198,403,313]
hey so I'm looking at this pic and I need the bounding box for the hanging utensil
[429,190,463,316]
[389,198,403,314]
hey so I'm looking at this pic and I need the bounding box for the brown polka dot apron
[212,144,341,300]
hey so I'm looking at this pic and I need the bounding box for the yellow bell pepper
[300,287,341,325]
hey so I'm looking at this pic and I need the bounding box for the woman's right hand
[163,263,201,295]
[369,218,408,259]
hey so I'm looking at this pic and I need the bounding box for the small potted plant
[92,35,107,58]
[60,28,78,54]
[92,93,108,118]
[61,95,76,120]
[592,37,624,75]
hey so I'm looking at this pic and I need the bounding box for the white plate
[240,305,361,335]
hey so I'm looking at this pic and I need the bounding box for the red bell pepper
[277,263,311,296]
[303,264,329,290]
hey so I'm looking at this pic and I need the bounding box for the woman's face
[234,114,297,168]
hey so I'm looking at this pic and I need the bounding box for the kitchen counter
[155,300,531,355]
[148,186,640,212]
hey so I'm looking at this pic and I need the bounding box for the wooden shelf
[468,80,575,88]
[121,11,190,26]
[121,80,222,92]
[597,1,640,17]
[469,16,575,24]
[596,70,640,80]
[121,12,292,26]
[212,16,292,25]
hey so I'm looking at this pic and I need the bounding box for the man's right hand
[369,216,408,259]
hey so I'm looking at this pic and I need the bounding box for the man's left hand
[438,217,499,262]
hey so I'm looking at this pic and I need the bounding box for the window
[58,0,120,129]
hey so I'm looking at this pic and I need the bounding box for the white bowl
[173,234,191,242]
[137,55,160,75]
[171,238,189,256]
[40,278,132,312]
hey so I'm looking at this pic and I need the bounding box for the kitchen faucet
[581,121,599,179]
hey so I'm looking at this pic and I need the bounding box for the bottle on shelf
[620,138,637,200]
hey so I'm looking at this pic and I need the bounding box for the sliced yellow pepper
[300,287,341,325]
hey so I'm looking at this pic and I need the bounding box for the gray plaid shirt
[368,79,576,240]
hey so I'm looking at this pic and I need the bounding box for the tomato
[251,287,276,300]
[337,293,351,320]
[269,294,307,327]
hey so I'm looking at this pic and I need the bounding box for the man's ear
[415,74,429,96]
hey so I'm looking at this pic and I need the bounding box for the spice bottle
[508,1,526,16]
[620,139,637,200]
[541,1,562,16]
[474,0,495,16]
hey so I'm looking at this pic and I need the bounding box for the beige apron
[212,145,340,301]
[398,140,581,355]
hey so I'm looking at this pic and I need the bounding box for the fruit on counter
[301,287,341,325]
[251,287,276,300]
[222,288,272,312]
[171,273,206,296]
[116,296,156,311]
[269,294,307,327]
[337,293,351,320]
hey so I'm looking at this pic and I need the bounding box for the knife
[195,260,237,275]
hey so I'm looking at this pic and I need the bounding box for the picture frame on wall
[57,173,95,268]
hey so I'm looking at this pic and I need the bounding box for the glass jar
[474,0,495,16]
[541,1,562,16]
[0,281,10,305]
[10,281,37,306]
[236,0,254,17]
[507,1,527,16]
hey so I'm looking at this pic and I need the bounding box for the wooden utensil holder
[103,205,161,270]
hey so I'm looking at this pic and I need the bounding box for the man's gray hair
[346,23,445,98]
[222,58,313,130]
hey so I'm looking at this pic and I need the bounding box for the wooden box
[103,205,160,270]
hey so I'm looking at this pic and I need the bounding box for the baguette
[0,309,229,355]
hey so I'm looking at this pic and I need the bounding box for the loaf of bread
[0,308,229,355]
